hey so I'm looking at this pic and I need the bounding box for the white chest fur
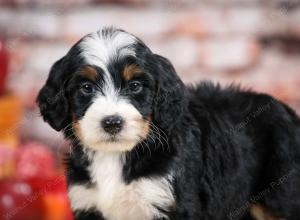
[68,152,175,220]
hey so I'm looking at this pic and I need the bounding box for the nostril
[115,119,122,125]
[101,115,124,135]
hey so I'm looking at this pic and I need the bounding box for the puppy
[37,27,300,220]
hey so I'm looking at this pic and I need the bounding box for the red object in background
[42,176,73,220]
[0,40,9,95]
[0,177,73,220]
[15,142,56,179]
[26,176,73,220]
[0,179,43,220]
[1,142,73,220]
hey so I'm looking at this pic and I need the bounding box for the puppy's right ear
[36,57,71,131]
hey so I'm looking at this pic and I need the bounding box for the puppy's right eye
[80,83,95,95]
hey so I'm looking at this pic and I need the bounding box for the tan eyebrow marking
[79,66,98,81]
[123,64,143,81]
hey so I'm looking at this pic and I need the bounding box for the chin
[83,139,141,152]
[37,27,300,220]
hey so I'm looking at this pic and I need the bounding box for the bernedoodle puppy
[37,27,300,220]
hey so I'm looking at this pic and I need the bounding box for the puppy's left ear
[36,57,71,131]
[151,54,186,131]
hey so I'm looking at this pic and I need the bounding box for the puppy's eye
[80,83,95,95]
[128,81,143,94]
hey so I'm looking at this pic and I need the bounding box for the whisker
[149,126,164,149]
[149,122,170,152]
[141,137,151,155]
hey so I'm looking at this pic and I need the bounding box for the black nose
[101,115,124,135]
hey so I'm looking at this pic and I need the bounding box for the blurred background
[0,0,299,219]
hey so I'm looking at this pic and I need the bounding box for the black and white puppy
[37,27,300,220]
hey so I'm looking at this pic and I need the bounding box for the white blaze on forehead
[79,29,137,70]
[79,28,137,99]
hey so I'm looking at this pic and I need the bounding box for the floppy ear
[36,57,71,131]
[151,54,186,131]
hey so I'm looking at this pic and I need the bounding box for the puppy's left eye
[80,82,95,95]
[128,81,143,94]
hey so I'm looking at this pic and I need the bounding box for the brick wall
[0,0,299,141]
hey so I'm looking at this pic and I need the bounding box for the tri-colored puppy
[37,27,300,220]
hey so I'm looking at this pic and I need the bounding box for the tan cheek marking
[80,66,98,81]
[123,64,142,81]
[73,122,82,139]
[71,113,83,140]
[250,204,281,220]
[134,117,150,139]
[141,120,150,139]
